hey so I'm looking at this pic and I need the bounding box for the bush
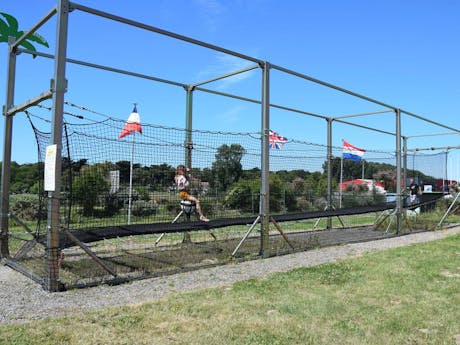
[284,185,297,212]
[314,197,328,210]
[225,175,290,213]
[135,186,151,201]
[224,179,257,212]
[104,193,124,216]
[202,200,241,218]
[165,200,179,214]
[341,189,386,208]
[296,197,314,212]
[72,171,109,216]
[435,197,460,215]
[131,200,157,217]
[9,194,46,221]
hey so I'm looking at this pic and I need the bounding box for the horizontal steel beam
[191,64,260,88]
[406,131,460,139]
[4,90,53,117]
[270,103,327,120]
[333,109,393,120]
[408,145,460,152]
[401,109,460,134]
[17,48,186,88]
[196,86,398,135]
[70,2,262,64]
[195,86,261,104]
[271,63,396,110]
[11,6,57,51]
[333,117,395,137]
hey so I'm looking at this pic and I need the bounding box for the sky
[1,0,460,179]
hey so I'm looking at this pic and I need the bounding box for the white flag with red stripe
[119,105,142,139]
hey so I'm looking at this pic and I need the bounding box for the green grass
[1,234,459,345]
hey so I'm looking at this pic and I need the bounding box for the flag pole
[128,131,135,224]
[119,103,141,225]
[127,102,138,225]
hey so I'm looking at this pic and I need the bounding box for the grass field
[1,234,459,345]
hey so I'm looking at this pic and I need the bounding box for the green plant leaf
[0,12,19,34]
[0,17,12,38]
[27,31,49,48]
[0,12,49,56]
[19,40,38,57]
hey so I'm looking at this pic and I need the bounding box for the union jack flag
[269,130,288,150]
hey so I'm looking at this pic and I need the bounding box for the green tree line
[1,151,433,196]
[1,144,435,217]
[1,151,432,195]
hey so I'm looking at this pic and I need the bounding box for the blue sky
[1,0,460,179]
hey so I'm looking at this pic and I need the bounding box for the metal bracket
[183,84,196,92]
[185,141,194,150]
[50,78,68,92]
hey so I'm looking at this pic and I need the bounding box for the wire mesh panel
[407,151,449,191]
[269,138,329,214]
[6,103,458,289]
[28,103,262,231]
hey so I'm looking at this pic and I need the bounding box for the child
[174,165,209,222]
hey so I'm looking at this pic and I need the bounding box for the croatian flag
[119,105,142,139]
[342,140,365,162]
[269,130,288,150]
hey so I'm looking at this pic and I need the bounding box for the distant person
[408,178,421,204]
[174,165,209,222]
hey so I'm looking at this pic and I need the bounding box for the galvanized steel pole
[185,85,194,169]
[45,0,69,292]
[0,37,17,258]
[327,118,333,230]
[403,136,407,190]
[395,109,402,234]
[260,62,270,257]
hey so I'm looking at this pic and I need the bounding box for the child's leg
[188,195,208,221]
[187,195,202,215]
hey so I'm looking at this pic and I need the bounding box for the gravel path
[1,227,459,324]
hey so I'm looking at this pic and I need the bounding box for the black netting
[5,102,454,290]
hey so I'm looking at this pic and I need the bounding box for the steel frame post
[260,62,270,257]
[444,149,448,192]
[45,0,70,292]
[403,136,408,213]
[326,118,333,230]
[395,108,402,234]
[0,37,17,258]
[403,136,407,189]
[185,85,194,169]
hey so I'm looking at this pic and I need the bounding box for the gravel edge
[1,227,459,324]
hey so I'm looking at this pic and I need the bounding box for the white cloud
[195,53,257,90]
[215,104,245,124]
[193,0,225,32]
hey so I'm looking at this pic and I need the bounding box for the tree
[72,170,109,216]
[149,163,175,189]
[115,160,140,183]
[292,177,306,196]
[62,158,88,173]
[224,178,257,213]
[373,170,397,193]
[225,174,294,213]
[0,12,49,56]
[211,144,246,191]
